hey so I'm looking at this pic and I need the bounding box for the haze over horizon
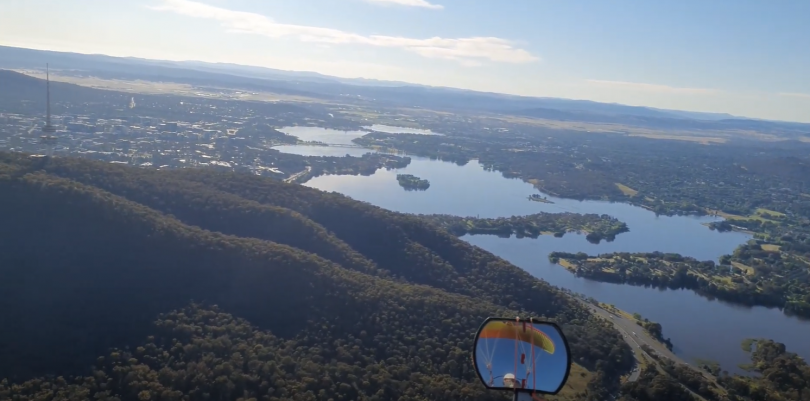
[2,0,809,123]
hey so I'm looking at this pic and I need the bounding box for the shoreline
[553,257,810,320]
[595,302,674,351]
[577,298,722,389]
[700,221,757,235]
[418,213,629,243]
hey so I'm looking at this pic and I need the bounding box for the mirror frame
[471,317,572,395]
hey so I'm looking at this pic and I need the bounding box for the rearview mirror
[472,318,571,395]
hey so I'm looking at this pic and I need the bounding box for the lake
[275,127,810,373]
[272,145,374,157]
[277,125,441,146]
[363,124,443,135]
[277,126,370,145]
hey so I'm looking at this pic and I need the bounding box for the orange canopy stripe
[478,321,556,354]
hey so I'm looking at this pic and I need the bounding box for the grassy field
[709,210,748,220]
[338,110,383,120]
[558,259,577,270]
[731,261,755,275]
[761,244,781,252]
[547,363,592,401]
[709,208,783,224]
[628,133,727,144]
[615,183,639,197]
[483,113,793,143]
[755,208,785,218]
[339,108,449,125]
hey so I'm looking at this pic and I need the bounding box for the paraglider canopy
[472,317,571,396]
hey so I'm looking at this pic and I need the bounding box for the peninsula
[396,174,430,191]
[418,212,629,243]
[550,250,810,318]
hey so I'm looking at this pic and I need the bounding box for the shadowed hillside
[0,69,129,114]
[0,153,634,400]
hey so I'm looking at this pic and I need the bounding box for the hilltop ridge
[0,153,633,400]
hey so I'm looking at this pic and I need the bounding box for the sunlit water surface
[274,127,810,373]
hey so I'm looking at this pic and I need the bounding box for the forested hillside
[0,153,633,401]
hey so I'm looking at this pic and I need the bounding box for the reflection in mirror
[473,318,571,395]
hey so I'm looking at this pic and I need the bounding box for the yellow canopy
[478,321,555,354]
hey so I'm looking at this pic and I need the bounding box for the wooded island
[419,212,629,243]
[396,173,430,191]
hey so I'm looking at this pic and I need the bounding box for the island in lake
[396,174,430,191]
[550,250,810,318]
[418,212,629,243]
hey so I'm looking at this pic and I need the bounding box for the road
[580,301,717,385]
[284,166,311,183]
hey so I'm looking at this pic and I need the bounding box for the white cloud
[778,92,810,99]
[361,0,444,10]
[148,0,537,65]
[586,79,719,95]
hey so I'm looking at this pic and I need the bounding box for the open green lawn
[558,259,577,270]
[709,208,780,224]
[761,244,781,252]
[547,363,592,401]
[756,208,785,217]
[615,183,639,197]
[732,261,756,275]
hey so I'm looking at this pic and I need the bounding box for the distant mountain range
[0,69,310,120]
[0,45,423,90]
[511,107,810,136]
[1,45,809,136]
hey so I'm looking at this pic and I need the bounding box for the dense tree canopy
[0,153,634,400]
[550,251,810,318]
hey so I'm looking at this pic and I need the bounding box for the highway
[284,166,312,183]
[580,301,717,384]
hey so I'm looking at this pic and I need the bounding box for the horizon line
[2,44,808,125]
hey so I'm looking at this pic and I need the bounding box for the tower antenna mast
[40,63,58,157]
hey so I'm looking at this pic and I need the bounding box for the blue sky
[2,0,809,122]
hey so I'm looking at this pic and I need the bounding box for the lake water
[277,125,440,147]
[363,124,443,135]
[276,127,810,373]
[272,145,375,157]
[277,126,370,145]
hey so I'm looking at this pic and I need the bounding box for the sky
[2,0,809,122]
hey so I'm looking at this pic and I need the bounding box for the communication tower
[40,64,58,157]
